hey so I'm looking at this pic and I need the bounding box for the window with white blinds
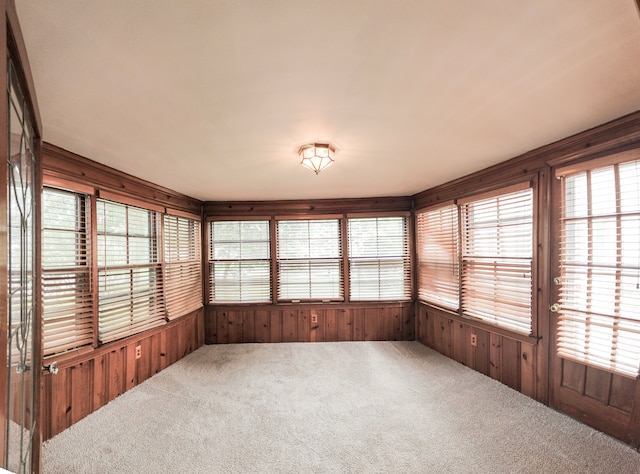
[460,184,533,335]
[164,214,202,319]
[209,220,271,303]
[416,203,459,310]
[277,219,343,301]
[97,200,165,343]
[557,158,640,378]
[347,216,411,301]
[42,188,93,356]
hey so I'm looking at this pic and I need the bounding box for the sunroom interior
[3,1,640,472]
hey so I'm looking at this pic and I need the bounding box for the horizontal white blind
[97,200,165,343]
[558,159,640,378]
[348,217,411,301]
[461,186,533,335]
[209,220,271,303]
[164,215,202,319]
[416,204,459,309]
[277,219,343,301]
[42,188,94,356]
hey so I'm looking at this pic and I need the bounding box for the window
[460,184,533,335]
[277,219,342,301]
[416,203,459,309]
[164,214,202,319]
[348,216,411,301]
[557,158,640,378]
[209,220,271,303]
[97,200,165,343]
[42,188,93,356]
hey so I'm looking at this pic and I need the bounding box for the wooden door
[549,151,640,448]
[0,2,43,472]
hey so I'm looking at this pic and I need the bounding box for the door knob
[43,361,59,375]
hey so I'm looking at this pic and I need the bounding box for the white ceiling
[15,1,640,202]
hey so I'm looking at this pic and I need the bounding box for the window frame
[96,197,166,344]
[276,216,344,302]
[346,213,412,302]
[164,210,203,319]
[555,154,640,378]
[207,216,273,304]
[415,181,536,338]
[415,201,460,311]
[41,184,94,357]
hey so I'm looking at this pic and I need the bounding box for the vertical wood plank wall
[416,304,538,398]
[205,303,415,344]
[41,309,204,441]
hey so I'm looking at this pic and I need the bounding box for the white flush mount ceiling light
[298,143,335,174]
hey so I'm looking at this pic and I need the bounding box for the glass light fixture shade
[298,143,335,174]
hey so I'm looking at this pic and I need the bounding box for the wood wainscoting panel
[205,303,415,345]
[41,309,204,441]
[416,303,542,402]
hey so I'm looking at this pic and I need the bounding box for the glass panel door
[5,57,37,474]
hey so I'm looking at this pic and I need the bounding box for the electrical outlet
[470,334,477,347]
[135,345,142,359]
[311,312,318,324]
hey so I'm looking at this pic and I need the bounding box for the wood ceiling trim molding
[204,196,413,218]
[43,142,202,214]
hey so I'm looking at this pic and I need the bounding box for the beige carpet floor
[42,342,640,473]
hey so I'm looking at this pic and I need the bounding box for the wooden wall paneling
[92,353,108,414]
[70,362,93,425]
[364,307,380,341]
[125,343,137,391]
[501,338,520,391]
[452,322,466,365]
[489,333,502,382]
[584,367,611,405]
[297,309,310,342]
[630,384,640,448]
[178,319,188,360]
[463,326,475,369]
[242,311,256,343]
[49,368,69,439]
[337,309,352,342]
[270,310,283,343]
[42,314,203,441]
[226,311,243,344]
[204,308,217,344]
[196,310,205,347]
[216,311,229,344]
[473,329,490,376]
[107,348,125,402]
[41,375,51,441]
[433,315,453,358]
[136,339,150,384]
[351,308,365,341]
[204,196,412,218]
[402,304,415,341]
[609,375,636,413]
[310,309,324,342]
[255,310,270,343]
[183,316,195,356]
[282,309,298,343]
[160,330,168,371]
[382,306,403,341]
[324,308,338,342]
[169,321,180,365]
[520,342,536,398]
[150,333,162,376]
